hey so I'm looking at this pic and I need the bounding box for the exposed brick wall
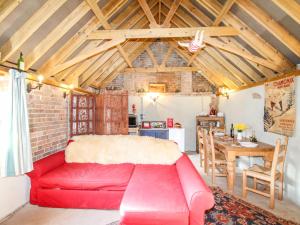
[192,72,215,92]
[106,41,215,94]
[27,84,69,161]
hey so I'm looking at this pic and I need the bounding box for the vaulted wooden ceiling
[0,0,299,91]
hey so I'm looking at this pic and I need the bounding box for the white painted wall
[129,94,212,151]
[219,78,300,206]
[0,176,30,221]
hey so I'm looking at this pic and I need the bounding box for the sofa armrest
[27,150,65,179]
[26,150,65,204]
[176,154,214,225]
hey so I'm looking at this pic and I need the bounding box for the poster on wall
[264,76,296,136]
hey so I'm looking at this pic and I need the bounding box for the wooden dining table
[213,136,275,193]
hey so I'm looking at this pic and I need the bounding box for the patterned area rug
[107,187,298,225]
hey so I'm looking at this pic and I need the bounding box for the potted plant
[234,123,247,141]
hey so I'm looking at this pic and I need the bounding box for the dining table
[213,135,275,193]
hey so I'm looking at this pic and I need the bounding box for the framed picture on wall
[148,83,166,93]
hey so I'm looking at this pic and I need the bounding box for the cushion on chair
[39,163,135,191]
[120,164,189,225]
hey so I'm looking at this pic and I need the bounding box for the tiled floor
[1,153,300,225]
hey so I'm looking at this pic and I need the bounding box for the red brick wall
[27,84,69,161]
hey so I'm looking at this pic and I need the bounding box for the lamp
[218,86,230,99]
[148,92,160,102]
[27,75,44,93]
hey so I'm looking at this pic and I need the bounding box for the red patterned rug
[108,187,298,225]
[206,187,298,225]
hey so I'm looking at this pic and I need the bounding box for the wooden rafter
[237,0,300,57]
[205,38,282,72]
[161,1,262,84]
[162,0,182,27]
[56,0,146,82]
[48,38,125,77]
[85,0,132,67]
[187,50,203,66]
[0,0,68,62]
[98,42,154,88]
[38,0,128,76]
[138,0,158,27]
[169,0,275,79]
[0,0,22,24]
[161,46,174,66]
[87,27,239,39]
[123,67,203,73]
[76,5,158,87]
[272,0,300,24]
[196,0,292,68]
[212,0,236,26]
[24,1,91,70]
[145,47,158,67]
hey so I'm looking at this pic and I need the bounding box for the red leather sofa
[27,151,214,225]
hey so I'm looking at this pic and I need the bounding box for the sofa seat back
[39,163,135,191]
[120,164,189,225]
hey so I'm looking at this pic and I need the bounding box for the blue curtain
[0,69,33,177]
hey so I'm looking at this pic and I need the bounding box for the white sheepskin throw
[65,135,182,165]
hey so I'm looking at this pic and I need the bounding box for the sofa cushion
[39,163,135,191]
[120,165,189,225]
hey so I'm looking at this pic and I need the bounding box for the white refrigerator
[168,128,185,152]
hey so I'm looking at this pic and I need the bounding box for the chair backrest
[197,127,204,152]
[204,129,216,163]
[271,136,289,177]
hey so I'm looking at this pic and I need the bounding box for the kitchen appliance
[128,114,138,128]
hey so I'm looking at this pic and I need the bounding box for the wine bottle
[17,52,25,71]
[230,123,234,138]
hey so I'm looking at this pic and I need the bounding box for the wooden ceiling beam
[162,0,182,27]
[38,0,128,77]
[76,7,158,87]
[174,0,275,80]
[0,0,22,24]
[137,0,159,27]
[85,0,132,67]
[161,2,258,84]
[87,27,239,39]
[92,42,152,88]
[237,0,300,57]
[48,38,125,76]
[123,66,203,73]
[98,42,154,88]
[212,0,236,26]
[145,47,159,67]
[161,46,174,66]
[272,0,300,24]
[196,0,293,68]
[205,38,282,72]
[24,1,91,70]
[0,0,68,62]
[57,0,148,82]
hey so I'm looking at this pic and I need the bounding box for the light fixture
[218,86,230,99]
[148,92,160,102]
[27,75,44,93]
[63,84,74,98]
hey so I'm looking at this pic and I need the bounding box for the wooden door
[95,90,128,135]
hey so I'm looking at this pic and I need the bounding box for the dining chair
[197,127,206,170]
[205,129,228,186]
[242,136,289,209]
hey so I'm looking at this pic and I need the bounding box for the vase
[237,131,243,141]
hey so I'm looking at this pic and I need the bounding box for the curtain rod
[0,65,94,95]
